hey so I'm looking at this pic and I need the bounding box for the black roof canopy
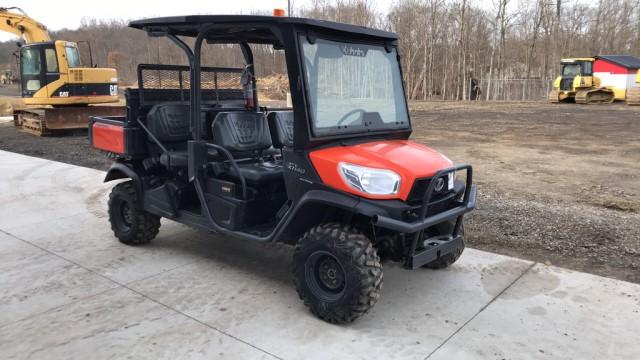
[129,15,398,43]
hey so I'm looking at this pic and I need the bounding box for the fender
[275,189,396,243]
[104,162,144,203]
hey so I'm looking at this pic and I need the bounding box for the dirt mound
[257,74,289,101]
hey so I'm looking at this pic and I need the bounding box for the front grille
[70,69,83,82]
[407,176,452,205]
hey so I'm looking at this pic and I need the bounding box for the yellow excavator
[548,58,614,104]
[0,6,123,135]
[627,70,640,106]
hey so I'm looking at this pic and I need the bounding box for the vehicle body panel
[309,140,453,201]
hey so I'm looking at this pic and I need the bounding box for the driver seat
[211,111,283,184]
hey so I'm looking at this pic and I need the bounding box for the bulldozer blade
[14,106,125,136]
[548,90,571,103]
[627,87,640,106]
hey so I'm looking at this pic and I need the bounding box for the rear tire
[293,223,383,324]
[108,181,160,245]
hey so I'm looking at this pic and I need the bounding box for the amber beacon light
[273,8,286,16]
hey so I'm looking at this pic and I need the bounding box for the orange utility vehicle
[89,15,476,323]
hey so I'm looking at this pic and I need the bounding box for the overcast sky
[1,0,397,41]
[3,0,580,42]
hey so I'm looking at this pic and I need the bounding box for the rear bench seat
[146,103,192,168]
[146,104,294,186]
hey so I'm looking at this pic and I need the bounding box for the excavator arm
[0,7,51,43]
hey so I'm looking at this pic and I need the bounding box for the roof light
[273,8,286,17]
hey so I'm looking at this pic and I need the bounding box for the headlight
[339,162,401,195]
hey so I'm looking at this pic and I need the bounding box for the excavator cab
[18,42,63,97]
[17,40,117,106]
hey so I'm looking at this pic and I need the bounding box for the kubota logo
[341,45,367,57]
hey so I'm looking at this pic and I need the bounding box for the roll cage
[128,15,411,152]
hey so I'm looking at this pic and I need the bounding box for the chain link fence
[475,78,554,101]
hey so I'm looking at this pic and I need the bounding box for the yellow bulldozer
[0,6,124,135]
[627,70,640,106]
[549,56,640,105]
[548,58,614,104]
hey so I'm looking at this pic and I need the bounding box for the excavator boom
[0,7,51,43]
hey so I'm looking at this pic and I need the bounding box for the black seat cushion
[226,162,283,184]
[267,111,294,148]
[211,112,272,154]
[146,104,191,142]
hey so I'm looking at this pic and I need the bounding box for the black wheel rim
[113,197,133,233]
[305,251,346,302]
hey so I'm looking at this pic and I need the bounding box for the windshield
[301,37,409,137]
[562,64,580,77]
[65,46,81,68]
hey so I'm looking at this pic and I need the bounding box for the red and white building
[594,55,640,100]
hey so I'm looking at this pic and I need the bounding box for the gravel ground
[1,101,639,283]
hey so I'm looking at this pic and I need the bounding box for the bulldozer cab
[559,58,593,90]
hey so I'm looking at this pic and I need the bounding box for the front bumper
[371,165,476,269]
[372,185,476,233]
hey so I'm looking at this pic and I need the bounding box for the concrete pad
[0,152,108,228]
[0,231,117,326]
[2,150,639,359]
[4,211,216,284]
[0,287,276,360]
[129,239,533,359]
[427,264,640,360]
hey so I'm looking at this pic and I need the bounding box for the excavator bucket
[14,106,125,136]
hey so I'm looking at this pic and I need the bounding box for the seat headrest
[146,104,191,142]
[267,111,294,148]
[211,112,272,154]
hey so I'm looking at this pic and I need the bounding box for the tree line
[1,0,639,101]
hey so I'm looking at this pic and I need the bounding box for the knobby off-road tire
[422,223,465,269]
[293,223,383,324]
[108,181,160,245]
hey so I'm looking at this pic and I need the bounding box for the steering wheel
[336,108,366,127]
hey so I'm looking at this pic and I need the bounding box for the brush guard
[373,165,476,269]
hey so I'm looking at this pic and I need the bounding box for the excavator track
[575,89,614,104]
[626,87,640,106]
[14,106,125,136]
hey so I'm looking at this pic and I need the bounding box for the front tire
[108,181,160,245]
[293,223,383,324]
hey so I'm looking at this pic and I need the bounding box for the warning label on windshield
[341,45,367,57]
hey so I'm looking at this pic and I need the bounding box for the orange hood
[309,140,454,200]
